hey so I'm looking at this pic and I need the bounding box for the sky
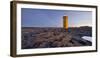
[21,8,92,27]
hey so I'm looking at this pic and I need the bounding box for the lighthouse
[63,16,68,30]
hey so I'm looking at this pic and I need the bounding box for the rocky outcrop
[22,27,92,49]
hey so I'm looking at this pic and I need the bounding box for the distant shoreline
[22,26,92,28]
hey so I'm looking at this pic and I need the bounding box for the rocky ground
[21,26,92,49]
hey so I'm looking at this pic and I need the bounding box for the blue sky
[21,8,92,27]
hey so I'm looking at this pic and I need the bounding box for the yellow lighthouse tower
[63,16,68,30]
